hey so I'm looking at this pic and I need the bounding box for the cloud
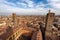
[27,1,34,8]
[0,0,60,15]
[48,0,60,9]
[46,0,60,15]
[0,3,48,15]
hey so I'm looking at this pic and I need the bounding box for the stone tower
[45,10,55,39]
[12,13,17,26]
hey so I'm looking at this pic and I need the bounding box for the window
[9,37,12,40]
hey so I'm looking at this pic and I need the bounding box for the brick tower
[12,13,17,26]
[45,10,55,40]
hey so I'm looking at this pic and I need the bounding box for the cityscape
[0,10,60,40]
[0,0,60,40]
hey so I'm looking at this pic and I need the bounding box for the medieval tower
[12,13,17,26]
[45,10,55,39]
